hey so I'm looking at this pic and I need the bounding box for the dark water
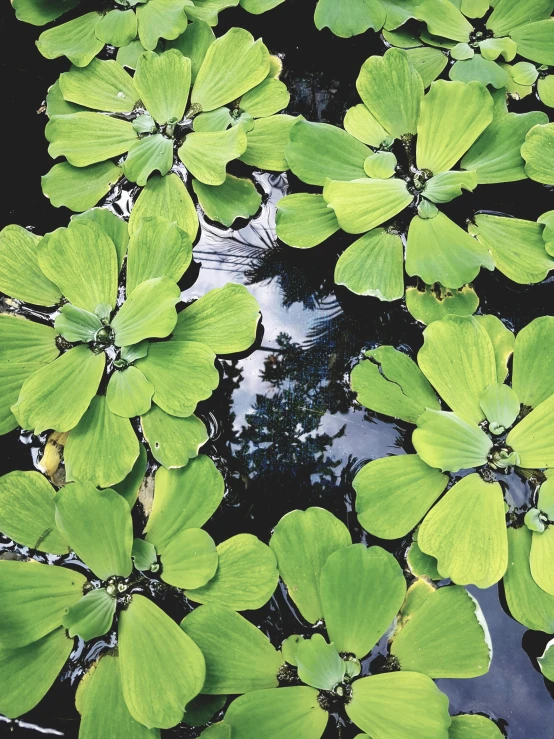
[2,3,554,737]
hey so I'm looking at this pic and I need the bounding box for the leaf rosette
[180,507,497,739]
[0,211,261,488]
[351,313,554,632]
[42,26,295,226]
[0,458,278,732]
[276,48,549,322]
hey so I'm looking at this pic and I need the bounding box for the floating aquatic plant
[276,49,546,322]
[0,212,260,487]
[0,457,278,731]
[180,506,493,738]
[42,27,294,224]
[351,313,554,631]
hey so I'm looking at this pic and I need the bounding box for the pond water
[2,2,554,737]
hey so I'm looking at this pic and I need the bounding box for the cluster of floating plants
[2,0,554,735]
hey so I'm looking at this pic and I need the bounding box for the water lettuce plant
[0,458,278,731]
[180,507,492,738]
[384,0,554,103]
[276,49,545,321]
[0,212,260,487]
[43,27,294,225]
[351,313,554,629]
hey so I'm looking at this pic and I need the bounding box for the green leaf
[224,687,328,739]
[407,534,442,580]
[286,120,369,186]
[0,225,61,306]
[406,284,479,325]
[449,715,503,738]
[185,534,278,610]
[167,20,215,83]
[72,208,129,270]
[12,0,80,25]
[112,277,180,346]
[38,219,118,313]
[0,629,71,721]
[161,527,218,589]
[12,345,104,434]
[240,78,290,117]
[335,229,404,299]
[179,125,247,186]
[106,366,154,418]
[37,13,104,67]
[276,193,339,248]
[137,0,190,51]
[123,134,174,186]
[416,80,493,174]
[479,37,517,62]
[416,0,472,41]
[510,19,554,66]
[356,49,424,138]
[510,61,539,86]
[314,0,386,37]
[113,443,147,508]
[193,175,262,227]
[193,107,234,132]
[62,589,116,641]
[42,161,123,213]
[240,114,297,170]
[141,405,208,467]
[507,393,554,468]
[413,409,492,472]
[538,75,554,107]
[320,544,405,658]
[76,654,160,739]
[55,481,133,579]
[296,634,345,690]
[354,454,447,539]
[55,304,102,343]
[487,0,554,37]
[132,538,158,571]
[0,471,67,554]
[59,58,138,113]
[405,47,449,88]
[346,672,451,739]
[476,315,515,384]
[199,723,231,738]
[364,151,397,179]
[451,43,474,61]
[391,585,491,677]
[530,525,554,596]
[134,49,191,124]
[119,595,205,729]
[191,28,270,112]
[512,316,554,408]
[423,170,478,203]
[522,123,554,185]
[173,282,260,354]
[46,112,137,167]
[0,315,58,365]
[95,9,138,47]
[181,605,282,693]
[343,104,389,148]
[418,473,508,588]
[129,172,198,241]
[351,346,440,423]
[145,456,224,552]
[539,639,554,681]
[269,507,351,623]
[322,178,413,234]
[479,383,520,434]
[127,217,191,294]
[0,560,86,647]
[46,79,85,117]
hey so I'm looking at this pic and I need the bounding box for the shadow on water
[2,2,554,737]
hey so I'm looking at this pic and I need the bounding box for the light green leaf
[416,80,493,174]
[343,104,389,148]
[423,170,478,203]
[405,47,449,88]
[450,54,512,89]
[119,595,205,729]
[64,395,139,488]
[12,346,104,434]
[0,314,58,365]
[172,282,260,354]
[112,277,180,347]
[449,715,503,739]
[296,634,345,690]
[0,471,67,554]
[512,316,554,408]
[224,687,328,739]
[167,20,215,83]
[95,9,138,47]
[193,175,262,227]
[185,534,278,610]
[12,0,80,25]
[407,534,442,580]
[474,314,514,383]
[132,538,158,571]
[354,454,447,539]
[129,172,198,241]
[0,627,73,720]
[134,50,191,124]
[269,507,351,623]
[59,58,138,113]
[0,560,86,648]
[346,672,451,739]
[55,304,102,343]
[406,284,479,325]
[314,0,385,36]
[335,229,404,299]
[507,393,554,468]
[479,36,517,62]
[510,61,539,86]
[416,0,472,41]
[364,151,397,179]
[540,639,554,681]
[62,589,116,641]
[323,177,413,234]
[193,107,234,132]
[530,526,554,596]
[510,19,554,66]
[0,225,61,306]
[117,39,153,70]
[46,112,137,167]
[145,456,224,552]
[161,527,218,589]
[37,13,104,67]
[522,123,554,185]
[136,0,190,51]
[55,481,133,580]
[320,544,406,658]
[181,605,282,693]
[356,49,424,138]
[240,78,290,117]
[46,79,86,116]
[191,28,270,112]
[179,125,246,185]
[451,43,474,61]
[123,134,174,186]
[351,346,440,423]
[418,473,508,588]
[141,405,208,467]
[42,161,123,213]
[538,75,554,107]
[487,0,554,37]
[106,366,154,418]
[479,383,520,434]
[276,193,340,248]
[413,409,492,472]
[239,114,297,170]
[72,208,129,270]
